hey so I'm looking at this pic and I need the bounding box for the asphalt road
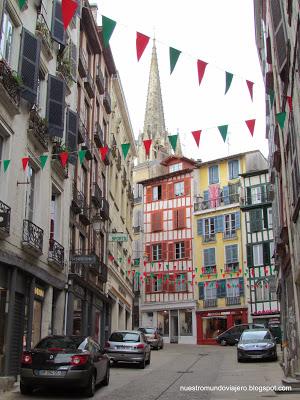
[2,344,299,400]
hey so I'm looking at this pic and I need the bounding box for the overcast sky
[97,0,268,162]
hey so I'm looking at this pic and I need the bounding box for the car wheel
[220,339,227,346]
[84,372,96,397]
[20,382,33,395]
[103,364,110,386]
[139,357,146,369]
[237,354,243,363]
[146,352,151,365]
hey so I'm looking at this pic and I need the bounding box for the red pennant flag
[227,283,231,288]
[59,152,68,168]
[127,257,131,264]
[62,0,78,30]
[246,80,254,101]
[287,96,293,111]
[99,146,109,161]
[215,283,219,288]
[109,254,114,262]
[136,32,150,61]
[222,273,225,278]
[245,119,256,136]
[197,59,208,86]
[192,130,201,147]
[143,272,147,277]
[127,270,131,276]
[143,139,152,156]
[22,157,29,171]
[143,261,147,266]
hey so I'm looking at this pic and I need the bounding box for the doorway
[170,310,178,343]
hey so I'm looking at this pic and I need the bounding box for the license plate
[35,370,66,376]
[117,346,133,350]
[251,354,263,358]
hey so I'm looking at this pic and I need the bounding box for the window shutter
[66,109,78,165]
[184,240,190,259]
[173,210,178,229]
[223,186,229,204]
[178,208,186,229]
[247,245,253,268]
[204,249,209,266]
[70,41,77,81]
[263,207,268,229]
[198,282,204,300]
[266,36,272,64]
[145,187,152,203]
[52,0,65,45]
[197,219,203,236]
[168,243,174,260]
[19,28,41,104]
[250,209,262,232]
[216,215,224,232]
[265,71,274,94]
[167,183,174,199]
[184,178,191,195]
[145,276,151,293]
[232,245,238,262]
[203,190,209,202]
[169,274,175,293]
[263,242,270,266]
[225,246,231,264]
[161,183,167,200]
[235,212,240,229]
[161,242,167,261]
[145,245,151,262]
[209,248,215,265]
[239,278,244,296]
[47,75,66,137]
[270,0,287,72]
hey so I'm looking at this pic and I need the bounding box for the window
[0,10,14,64]
[267,208,273,228]
[175,242,185,259]
[224,213,236,238]
[226,278,240,298]
[225,245,239,272]
[204,217,215,242]
[36,70,46,111]
[50,191,61,241]
[152,185,162,201]
[203,248,216,273]
[176,274,186,292]
[228,183,239,203]
[250,209,262,232]
[251,186,262,204]
[152,276,162,292]
[169,163,182,173]
[269,275,277,300]
[174,181,184,196]
[25,165,36,221]
[228,160,239,180]
[204,281,217,299]
[253,244,263,266]
[270,241,274,261]
[152,244,162,261]
[255,280,270,302]
[209,165,219,184]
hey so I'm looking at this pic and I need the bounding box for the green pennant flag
[39,155,48,170]
[78,150,87,165]
[218,125,228,142]
[276,112,287,129]
[102,16,116,48]
[269,90,275,109]
[169,47,181,74]
[121,143,131,159]
[165,264,169,270]
[225,71,233,94]
[18,0,27,9]
[3,160,10,172]
[168,134,178,152]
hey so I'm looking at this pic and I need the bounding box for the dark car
[20,335,110,397]
[216,323,265,346]
[105,330,151,368]
[237,329,278,362]
[137,327,164,350]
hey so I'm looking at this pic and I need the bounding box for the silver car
[138,327,164,350]
[104,330,151,369]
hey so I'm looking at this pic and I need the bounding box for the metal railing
[226,296,241,306]
[96,66,104,94]
[22,219,43,253]
[194,193,239,211]
[94,122,104,147]
[91,182,102,207]
[0,60,20,104]
[240,187,273,207]
[84,71,95,98]
[224,262,239,273]
[202,233,216,243]
[103,90,112,114]
[0,200,11,235]
[48,238,64,268]
[223,229,237,239]
[79,49,88,77]
[133,226,142,233]
[202,266,217,275]
[36,13,53,53]
[203,298,218,308]
[28,107,48,149]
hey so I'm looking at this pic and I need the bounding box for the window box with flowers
[51,139,69,179]
[0,59,21,113]
[36,14,53,61]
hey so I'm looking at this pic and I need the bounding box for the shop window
[202,317,227,340]
[157,311,169,337]
[179,310,192,336]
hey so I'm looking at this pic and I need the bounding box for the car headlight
[237,344,245,350]
[266,343,275,349]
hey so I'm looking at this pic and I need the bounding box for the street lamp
[91,213,102,234]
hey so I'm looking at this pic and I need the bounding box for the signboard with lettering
[70,254,97,264]
[34,287,45,299]
[108,233,128,242]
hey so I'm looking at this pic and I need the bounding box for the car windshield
[240,331,271,342]
[109,332,141,343]
[140,328,155,334]
[35,336,85,350]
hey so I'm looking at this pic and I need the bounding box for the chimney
[89,3,98,23]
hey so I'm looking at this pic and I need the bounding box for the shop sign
[70,254,97,264]
[108,233,128,242]
[206,311,231,316]
[34,287,45,299]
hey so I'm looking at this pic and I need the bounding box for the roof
[160,155,198,167]
[239,168,269,177]
[197,150,262,167]
[138,168,194,185]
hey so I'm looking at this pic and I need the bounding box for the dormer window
[169,163,182,173]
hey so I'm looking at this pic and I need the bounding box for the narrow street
[2,345,299,400]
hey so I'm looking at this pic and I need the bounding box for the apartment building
[0,0,79,376]
[253,0,300,377]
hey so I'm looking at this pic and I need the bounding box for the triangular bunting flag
[287,96,293,111]
[218,125,228,142]
[3,160,10,172]
[62,0,78,30]
[22,157,29,171]
[78,150,86,165]
[136,32,150,61]
[225,71,233,94]
[39,155,48,170]
[18,0,27,9]
[143,139,152,156]
[121,143,131,159]
[169,47,181,74]
[246,80,254,101]
[99,146,109,161]
[192,130,201,147]
[276,112,287,129]
[59,152,68,168]
[197,60,208,86]
[168,134,178,152]
[245,119,256,136]
[102,16,116,48]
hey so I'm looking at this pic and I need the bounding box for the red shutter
[173,210,178,229]
[178,208,186,228]
[145,276,151,293]
[161,183,167,200]
[168,243,174,260]
[167,183,174,199]
[145,245,151,262]
[151,211,163,232]
[146,186,152,203]
[184,240,191,259]
[184,178,191,195]
[158,211,163,231]
[161,242,167,260]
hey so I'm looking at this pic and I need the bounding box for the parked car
[20,335,110,397]
[216,323,265,346]
[237,328,278,362]
[104,330,151,368]
[137,327,164,350]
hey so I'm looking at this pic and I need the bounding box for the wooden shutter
[167,183,174,199]
[70,41,77,81]
[250,209,262,232]
[197,219,203,235]
[247,245,253,268]
[198,282,204,299]
[269,0,287,72]
[225,246,231,264]
[145,245,151,262]
[146,187,152,203]
[204,249,209,266]
[178,208,186,229]
[66,109,78,165]
[239,278,244,296]
[235,212,240,229]
[168,243,174,260]
[161,242,167,260]
[263,242,270,265]
[173,210,178,229]
[265,71,274,94]
[19,28,41,104]
[223,186,229,204]
[52,0,65,45]
[151,211,162,232]
[161,183,167,200]
[47,75,66,137]
[184,178,191,195]
[184,240,190,259]
[145,277,151,293]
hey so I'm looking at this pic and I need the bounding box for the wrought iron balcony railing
[84,71,95,99]
[226,296,241,306]
[203,298,218,308]
[194,193,239,212]
[79,49,88,78]
[71,184,85,213]
[202,233,216,243]
[94,122,105,147]
[0,200,11,236]
[223,229,237,239]
[103,90,112,114]
[35,13,53,60]
[48,238,64,269]
[240,186,273,208]
[78,118,88,144]
[202,266,217,275]
[96,66,105,94]
[22,219,43,254]
[91,182,102,208]
[133,226,142,234]
[0,59,20,105]
[81,129,93,160]
[224,262,239,273]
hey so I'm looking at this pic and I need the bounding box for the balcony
[70,249,99,278]
[78,49,88,78]
[0,59,20,115]
[84,71,95,99]
[71,185,85,213]
[226,296,241,306]
[224,262,239,273]
[79,198,90,226]
[81,130,93,160]
[202,233,216,243]
[240,186,273,209]
[223,229,237,239]
[100,197,109,220]
[94,122,105,147]
[91,182,102,208]
[202,266,217,275]
[96,66,105,94]
[133,226,142,234]
[134,196,142,204]
[48,238,64,269]
[35,13,53,61]
[103,91,112,114]
[51,142,68,179]
[194,193,239,212]
[203,298,217,308]
[78,118,87,144]
[27,107,48,151]
[22,219,44,255]
[0,200,11,237]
